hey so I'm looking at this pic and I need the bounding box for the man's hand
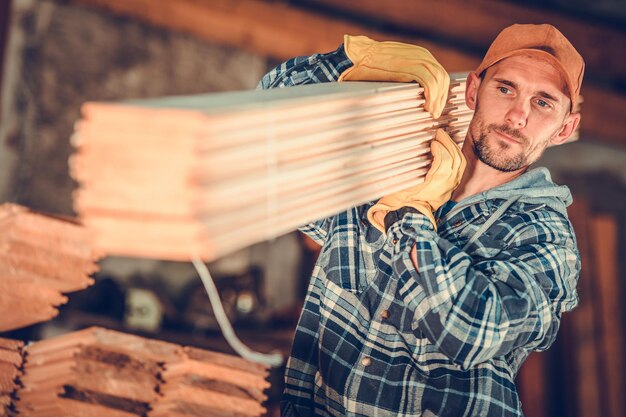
[367,129,466,230]
[339,35,450,119]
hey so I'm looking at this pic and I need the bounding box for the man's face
[465,54,579,172]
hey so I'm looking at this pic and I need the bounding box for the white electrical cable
[191,256,284,367]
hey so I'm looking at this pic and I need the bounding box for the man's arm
[392,210,580,370]
[257,45,352,90]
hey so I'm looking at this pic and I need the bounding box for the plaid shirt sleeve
[390,208,580,370]
[257,44,353,90]
[257,44,353,245]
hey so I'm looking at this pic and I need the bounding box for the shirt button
[453,220,463,227]
[380,310,390,320]
[361,357,372,367]
[392,238,398,244]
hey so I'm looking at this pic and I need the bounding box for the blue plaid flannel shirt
[258,45,580,417]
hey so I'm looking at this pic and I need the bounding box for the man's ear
[465,72,481,111]
[550,112,581,146]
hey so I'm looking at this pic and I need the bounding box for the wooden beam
[68,0,624,146]
[67,0,477,72]
[301,0,626,86]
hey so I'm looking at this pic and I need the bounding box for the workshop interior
[0,1,625,416]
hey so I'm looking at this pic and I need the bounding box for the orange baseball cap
[475,24,585,107]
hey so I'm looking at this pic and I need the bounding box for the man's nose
[505,98,529,129]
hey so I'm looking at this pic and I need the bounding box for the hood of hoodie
[456,167,573,217]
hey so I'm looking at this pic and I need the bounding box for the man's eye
[537,99,550,108]
[498,87,510,94]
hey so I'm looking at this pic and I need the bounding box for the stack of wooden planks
[0,203,100,331]
[12,327,270,417]
[18,327,171,417]
[70,75,472,261]
[150,346,270,417]
[0,338,24,417]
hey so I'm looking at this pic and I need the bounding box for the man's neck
[451,143,526,202]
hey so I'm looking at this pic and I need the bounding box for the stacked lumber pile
[0,203,100,331]
[150,346,270,417]
[0,338,24,417]
[70,75,472,261]
[13,327,269,417]
[18,327,172,417]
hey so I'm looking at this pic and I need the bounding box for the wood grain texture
[14,327,269,417]
[0,204,100,332]
[70,78,470,261]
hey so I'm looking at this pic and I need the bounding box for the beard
[471,123,529,172]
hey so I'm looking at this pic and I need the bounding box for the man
[259,24,582,416]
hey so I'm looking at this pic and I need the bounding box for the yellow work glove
[339,35,450,119]
[367,129,466,231]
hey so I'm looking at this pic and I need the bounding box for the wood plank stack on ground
[149,346,270,417]
[0,203,100,331]
[0,338,24,417]
[11,327,269,417]
[17,327,175,417]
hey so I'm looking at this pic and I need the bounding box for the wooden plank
[0,348,23,367]
[21,396,142,417]
[0,338,23,352]
[0,279,65,331]
[589,214,625,417]
[67,0,476,70]
[0,203,99,331]
[0,362,20,393]
[184,346,270,376]
[151,385,266,416]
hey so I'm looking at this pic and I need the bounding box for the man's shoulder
[489,198,576,248]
